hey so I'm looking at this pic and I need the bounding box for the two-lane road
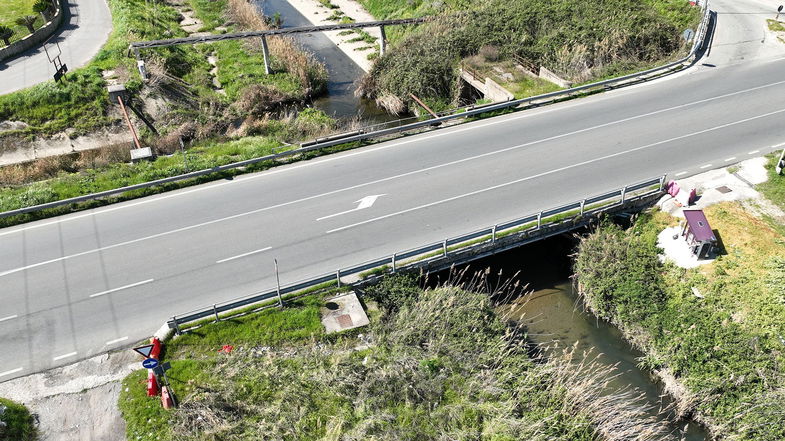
[2,0,785,381]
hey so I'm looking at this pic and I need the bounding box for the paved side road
[0,0,112,96]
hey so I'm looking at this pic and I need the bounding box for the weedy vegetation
[120,275,677,441]
[574,206,785,440]
[0,397,36,441]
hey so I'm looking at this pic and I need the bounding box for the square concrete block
[321,292,369,334]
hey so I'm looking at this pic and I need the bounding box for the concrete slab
[657,226,714,269]
[320,292,370,333]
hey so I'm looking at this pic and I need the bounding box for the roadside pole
[274,259,283,307]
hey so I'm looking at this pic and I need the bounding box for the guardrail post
[213,304,219,322]
[391,253,396,272]
[336,269,341,287]
[580,199,586,215]
[443,240,448,257]
[274,258,283,308]
[172,316,181,335]
[536,212,543,229]
[260,36,271,75]
[620,186,628,204]
[379,25,386,56]
[492,224,497,243]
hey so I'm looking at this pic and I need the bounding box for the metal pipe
[260,36,271,75]
[117,96,143,150]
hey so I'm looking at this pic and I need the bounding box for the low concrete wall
[484,77,514,102]
[539,66,572,88]
[0,0,64,62]
[459,69,514,103]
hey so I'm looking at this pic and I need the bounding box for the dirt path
[0,351,138,441]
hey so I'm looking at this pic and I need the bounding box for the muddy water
[426,234,708,440]
[255,0,401,123]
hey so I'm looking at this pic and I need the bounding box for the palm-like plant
[33,0,53,20]
[15,15,38,34]
[0,25,14,46]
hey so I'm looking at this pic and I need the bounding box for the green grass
[574,206,785,440]
[756,154,785,210]
[0,0,44,46]
[0,0,189,136]
[167,295,325,358]
[119,277,667,440]
[0,397,36,441]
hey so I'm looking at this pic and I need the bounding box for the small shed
[681,209,717,258]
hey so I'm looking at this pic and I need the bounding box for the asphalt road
[0,0,112,96]
[2,0,785,381]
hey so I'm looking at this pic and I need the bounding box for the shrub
[0,398,36,441]
[573,222,665,323]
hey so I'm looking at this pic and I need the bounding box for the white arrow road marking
[317,195,386,221]
[89,279,155,298]
[216,246,273,264]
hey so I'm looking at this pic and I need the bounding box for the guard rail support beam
[260,36,271,75]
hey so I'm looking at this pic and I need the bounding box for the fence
[167,175,666,332]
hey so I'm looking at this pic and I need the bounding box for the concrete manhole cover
[320,292,369,334]
[716,185,732,194]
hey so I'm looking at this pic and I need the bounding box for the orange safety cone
[146,370,159,396]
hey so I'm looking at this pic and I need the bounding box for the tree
[33,0,53,21]
[15,15,38,34]
[0,25,14,46]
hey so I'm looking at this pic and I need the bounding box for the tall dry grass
[226,0,326,92]
[0,145,130,186]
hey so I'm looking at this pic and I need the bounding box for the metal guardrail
[0,3,709,221]
[167,175,666,331]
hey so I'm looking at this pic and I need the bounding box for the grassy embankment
[574,201,785,440]
[357,0,700,113]
[119,275,673,441]
[0,397,36,441]
[0,0,325,138]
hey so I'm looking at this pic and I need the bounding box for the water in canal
[255,0,401,124]
[425,234,708,441]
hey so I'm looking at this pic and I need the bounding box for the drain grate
[716,185,732,194]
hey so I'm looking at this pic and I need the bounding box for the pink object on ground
[667,180,680,197]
